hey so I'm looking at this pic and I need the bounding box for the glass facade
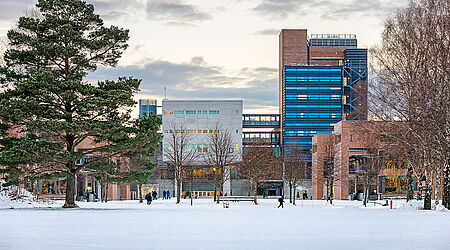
[343,49,368,119]
[283,65,343,153]
[139,99,157,117]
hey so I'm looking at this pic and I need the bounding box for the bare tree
[370,0,449,209]
[163,122,197,204]
[241,141,280,205]
[203,123,240,203]
[284,144,310,205]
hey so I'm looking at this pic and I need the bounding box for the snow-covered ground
[0,197,449,250]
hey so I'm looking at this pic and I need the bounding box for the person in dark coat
[163,190,167,200]
[145,192,152,205]
[166,190,170,199]
[152,190,157,200]
[278,196,285,208]
[303,191,308,200]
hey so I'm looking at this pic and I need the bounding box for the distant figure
[167,190,170,199]
[145,192,152,205]
[303,191,308,200]
[152,190,157,200]
[278,196,284,208]
[86,190,90,202]
[163,190,167,200]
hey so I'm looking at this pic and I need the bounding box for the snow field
[0,198,449,250]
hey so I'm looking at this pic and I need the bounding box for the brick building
[311,120,434,200]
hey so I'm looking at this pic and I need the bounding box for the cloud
[317,0,407,20]
[146,0,212,23]
[253,0,407,20]
[0,0,36,21]
[253,0,309,19]
[87,57,278,112]
[88,0,143,20]
[254,28,280,36]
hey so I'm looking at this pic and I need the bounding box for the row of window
[286,87,342,90]
[163,110,221,115]
[285,112,341,118]
[285,76,342,80]
[285,68,342,72]
[164,129,239,134]
[164,129,217,134]
[164,144,239,153]
[285,105,341,108]
[285,123,335,127]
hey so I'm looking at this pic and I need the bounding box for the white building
[162,100,243,196]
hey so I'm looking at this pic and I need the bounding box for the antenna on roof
[164,86,167,100]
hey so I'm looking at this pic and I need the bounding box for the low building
[312,120,418,200]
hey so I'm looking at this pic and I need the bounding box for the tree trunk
[104,183,108,203]
[253,182,258,205]
[100,182,106,202]
[406,164,414,202]
[424,182,432,210]
[292,184,296,206]
[176,179,181,204]
[289,182,292,203]
[213,175,217,202]
[363,173,368,207]
[330,175,334,205]
[63,172,77,208]
[443,161,450,209]
[138,183,143,203]
[216,181,222,204]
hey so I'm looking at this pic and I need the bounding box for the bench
[219,196,254,208]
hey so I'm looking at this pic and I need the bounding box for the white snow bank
[0,181,53,209]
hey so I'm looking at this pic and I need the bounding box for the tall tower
[279,29,367,158]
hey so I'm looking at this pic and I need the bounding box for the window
[380,134,387,142]
[174,110,184,114]
[164,130,168,133]
[197,130,202,133]
[209,110,219,115]
[203,147,208,152]
[203,130,208,133]
[186,110,196,114]
[202,110,208,114]
[169,110,173,114]
[350,134,353,142]
[197,110,202,115]
[163,110,168,114]
[236,130,239,133]
[209,130,214,133]
[236,110,239,115]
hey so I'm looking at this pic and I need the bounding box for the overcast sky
[0,0,408,115]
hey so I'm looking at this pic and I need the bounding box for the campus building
[161,100,244,197]
[311,120,424,200]
[138,99,157,117]
[279,30,368,155]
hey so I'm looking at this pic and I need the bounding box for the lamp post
[212,167,217,201]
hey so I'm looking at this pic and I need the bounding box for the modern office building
[161,100,243,196]
[139,99,157,117]
[279,29,368,155]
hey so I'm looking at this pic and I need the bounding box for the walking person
[278,195,285,208]
[163,190,167,200]
[167,190,170,199]
[145,192,152,205]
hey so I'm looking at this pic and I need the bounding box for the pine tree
[0,0,141,208]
